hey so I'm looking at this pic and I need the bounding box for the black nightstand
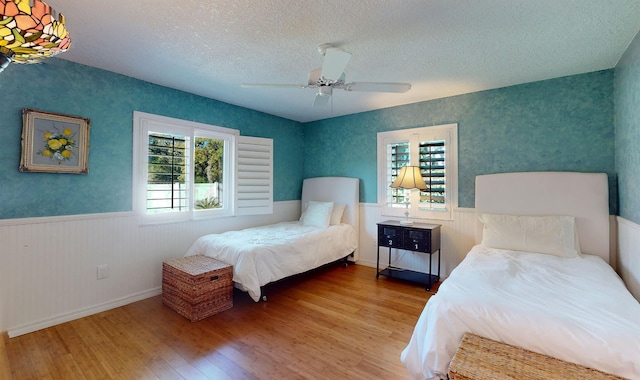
[376,220,441,290]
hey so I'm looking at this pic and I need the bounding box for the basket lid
[164,255,231,276]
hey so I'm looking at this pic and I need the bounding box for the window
[147,132,189,213]
[133,112,272,224]
[378,123,457,221]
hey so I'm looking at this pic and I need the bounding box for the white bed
[185,176,359,302]
[400,172,640,380]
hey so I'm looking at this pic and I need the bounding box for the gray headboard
[301,176,360,260]
[475,172,610,262]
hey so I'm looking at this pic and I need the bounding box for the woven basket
[162,255,233,322]
[448,333,627,380]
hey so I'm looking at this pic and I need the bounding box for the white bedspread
[400,245,640,380]
[184,221,358,302]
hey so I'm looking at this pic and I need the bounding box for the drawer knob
[210,275,219,281]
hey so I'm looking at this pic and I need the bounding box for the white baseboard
[356,259,377,268]
[8,287,162,338]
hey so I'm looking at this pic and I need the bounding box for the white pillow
[299,202,308,221]
[302,201,334,228]
[329,203,346,225]
[478,213,580,258]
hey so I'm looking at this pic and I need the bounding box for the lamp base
[400,201,413,225]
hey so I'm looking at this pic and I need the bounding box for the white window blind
[389,142,410,206]
[419,140,446,210]
[235,136,273,216]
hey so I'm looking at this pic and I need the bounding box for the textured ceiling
[54,0,640,123]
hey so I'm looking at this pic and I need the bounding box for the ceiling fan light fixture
[318,86,332,96]
[0,0,72,73]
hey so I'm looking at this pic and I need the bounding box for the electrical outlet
[97,264,109,279]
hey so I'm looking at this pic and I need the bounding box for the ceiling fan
[241,44,412,107]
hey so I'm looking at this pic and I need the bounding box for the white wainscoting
[357,205,478,279]
[0,201,300,337]
[2,203,635,337]
[616,216,640,301]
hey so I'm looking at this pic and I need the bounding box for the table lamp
[389,165,428,225]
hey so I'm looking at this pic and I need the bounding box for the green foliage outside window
[147,133,224,211]
[194,137,223,184]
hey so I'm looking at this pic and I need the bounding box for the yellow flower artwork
[38,126,76,162]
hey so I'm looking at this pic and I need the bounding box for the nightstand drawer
[377,224,403,248]
[403,228,431,253]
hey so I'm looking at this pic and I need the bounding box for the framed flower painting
[20,109,91,174]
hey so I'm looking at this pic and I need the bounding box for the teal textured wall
[615,31,640,224]
[0,58,618,220]
[0,59,304,219]
[304,70,616,212]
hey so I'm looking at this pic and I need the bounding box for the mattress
[185,221,358,301]
[400,245,640,380]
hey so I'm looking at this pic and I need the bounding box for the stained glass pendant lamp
[0,0,71,73]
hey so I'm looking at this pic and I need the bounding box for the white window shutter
[235,136,273,215]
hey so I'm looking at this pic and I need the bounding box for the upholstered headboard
[475,172,610,262]
[301,176,360,260]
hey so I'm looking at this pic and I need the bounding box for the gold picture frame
[20,109,91,174]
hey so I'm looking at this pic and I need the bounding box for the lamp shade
[389,166,428,190]
[0,0,71,72]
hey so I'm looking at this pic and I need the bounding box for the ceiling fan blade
[307,68,322,85]
[344,82,411,93]
[313,86,332,107]
[313,93,331,107]
[321,48,351,81]
[241,83,307,89]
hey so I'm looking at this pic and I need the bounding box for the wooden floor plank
[4,264,434,379]
[0,333,13,380]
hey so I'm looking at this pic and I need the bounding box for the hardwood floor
[2,264,436,379]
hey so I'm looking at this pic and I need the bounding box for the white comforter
[185,221,358,302]
[401,245,640,380]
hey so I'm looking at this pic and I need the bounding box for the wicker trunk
[162,255,233,322]
[448,333,626,380]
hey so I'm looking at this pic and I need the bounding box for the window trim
[133,111,239,225]
[377,123,458,221]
